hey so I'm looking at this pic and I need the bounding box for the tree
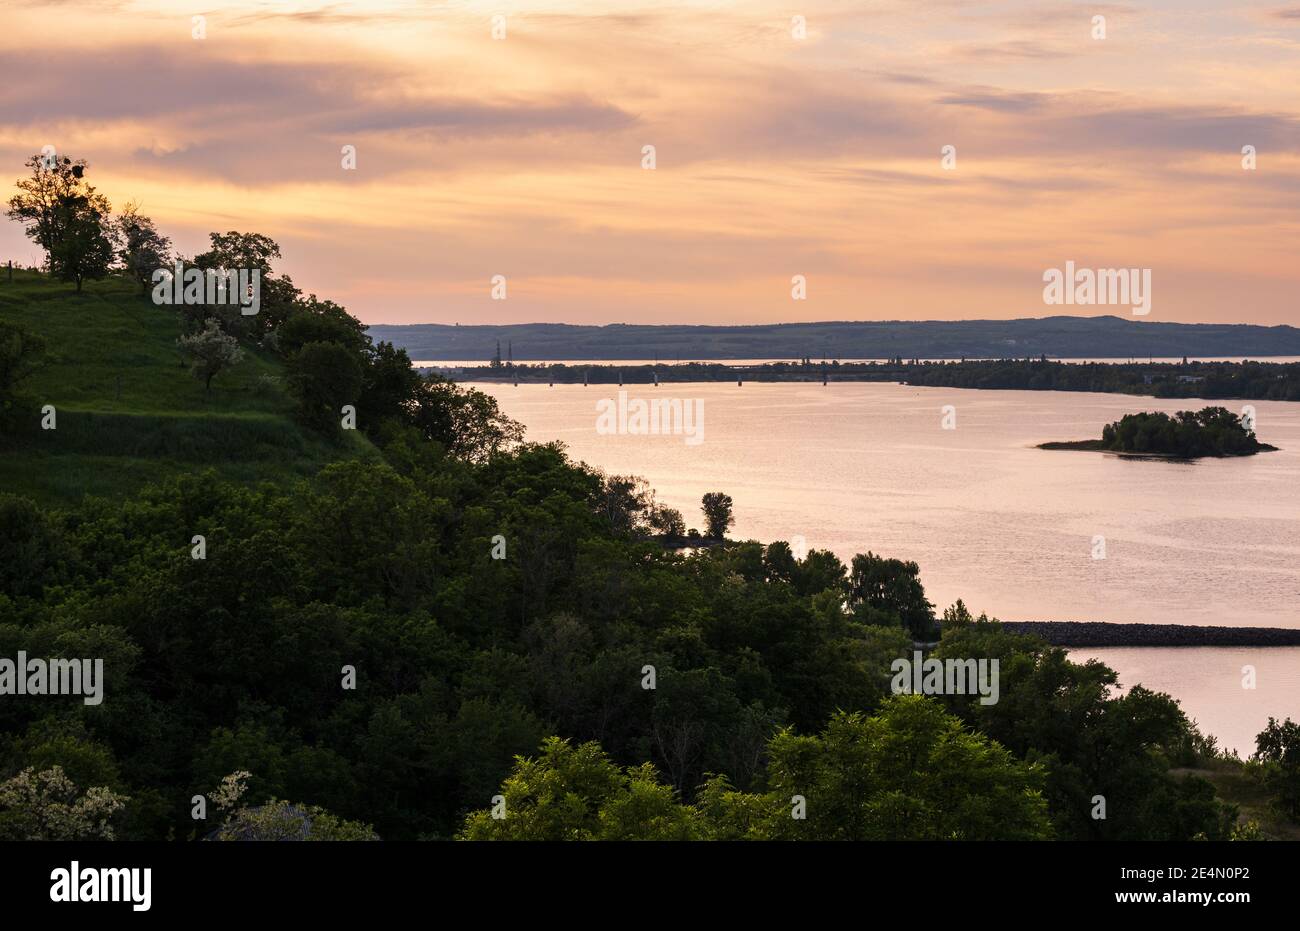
[51,204,114,292]
[649,504,686,538]
[189,232,288,338]
[287,341,364,434]
[275,296,370,358]
[6,153,113,290]
[792,548,848,597]
[194,230,281,276]
[848,551,936,638]
[595,474,652,536]
[1254,717,1300,821]
[408,374,524,464]
[458,737,702,840]
[1099,407,1262,457]
[744,698,1052,840]
[203,771,379,840]
[763,541,797,582]
[0,494,74,597]
[177,318,244,393]
[254,273,303,337]
[701,492,734,539]
[114,201,172,295]
[212,800,379,841]
[0,766,128,841]
[359,340,422,432]
[933,619,1236,840]
[650,667,746,793]
[463,701,1052,841]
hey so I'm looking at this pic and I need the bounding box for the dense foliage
[445,358,1300,404]
[1254,718,1300,822]
[0,446,1248,841]
[460,698,1053,840]
[901,358,1300,401]
[1098,407,1265,457]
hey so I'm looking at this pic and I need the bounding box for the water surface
[1073,647,1300,756]
[483,382,1300,628]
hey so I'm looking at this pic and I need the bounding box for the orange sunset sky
[2,0,1298,326]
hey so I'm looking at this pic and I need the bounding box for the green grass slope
[0,269,377,504]
[1172,761,1300,840]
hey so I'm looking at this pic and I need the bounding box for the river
[479,381,1300,753]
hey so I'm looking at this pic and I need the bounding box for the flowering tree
[178,318,244,394]
[0,765,128,841]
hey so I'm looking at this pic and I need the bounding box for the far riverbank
[433,358,1300,403]
[1001,622,1300,647]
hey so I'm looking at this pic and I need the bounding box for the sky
[1,0,1298,326]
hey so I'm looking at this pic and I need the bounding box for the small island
[1039,406,1277,458]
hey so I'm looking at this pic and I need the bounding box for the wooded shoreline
[1002,621,1300,647]
[431,358,1300,403]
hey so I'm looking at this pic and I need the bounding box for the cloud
[950,39,1075,62]
[0,45,631,132]
[937,90,1052,113]
[2,0,1298,325]
[309,97,633,136]
[1051,106,1300,153]
[0,43,635,183]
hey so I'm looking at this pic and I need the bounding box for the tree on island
[1100,406,1265,457]
[1043,405,1273,457]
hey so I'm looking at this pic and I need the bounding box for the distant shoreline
[367,316,1300,361]
[429,358,1300,403]
[1002,621,1300,647]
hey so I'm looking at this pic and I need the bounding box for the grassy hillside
[1173,761,1300,840]
[0,269,377,504]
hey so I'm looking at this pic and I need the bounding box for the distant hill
[367,316,1300,362]
[0,270,377,505]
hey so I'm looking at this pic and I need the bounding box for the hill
[0,270,377,505]
[367,316,1300,362]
